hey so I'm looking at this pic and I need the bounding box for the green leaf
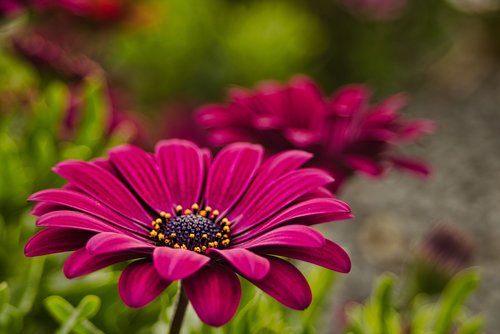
[373,273,395,333]
[74,79,109,148]
[300,267,338,330]
[40,83,68,136]
[17,257,45,315]
[44,295,104,334]
[77,295,101,320]
[0,282,9,313]
[45,296,75,324]
[434,269,480,334]
[457,316,485,334]
[410,296,436,334]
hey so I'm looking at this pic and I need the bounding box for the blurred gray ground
[328,65,500,333]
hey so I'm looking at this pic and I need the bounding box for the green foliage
[44,295,104,334]
[187,266,339,334]
[106,0,326,106]
[344,270,484,334]
[0,72,131,219]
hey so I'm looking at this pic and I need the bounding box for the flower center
[149,204,231,253]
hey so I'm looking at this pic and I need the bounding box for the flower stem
[169,286,189,334]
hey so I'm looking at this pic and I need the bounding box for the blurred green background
[1,0,500,332]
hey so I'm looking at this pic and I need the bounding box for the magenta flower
[0,0,24,16]
[13,31,102,81]
[197,76,435,193]
[25,139,352,326]
[31,0,127,21]
[1,0,126,21]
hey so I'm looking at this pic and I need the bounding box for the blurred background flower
[197,76,435,193]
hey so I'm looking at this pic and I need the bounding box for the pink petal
[37,211,124,234]
[329,85,370,117]
[295,186,333,201]
[233,198,351,239]
[196,105,243,128]
[155,139,204,209]
[283,128,318,148]
[260,239,351,273]
[29,189,147,233]
[64,248,144,278]
[246,256,311,310]
[229,168,333,230]
[31,202,67,216]
[205,143,263,214]
[86,232,154,256]
[24,228,94,257]
[109,145,173,213]
[53,161,151,226]
[286,212,354,226]
[390,156,432,178]
[360,128,398,141]
[183,265,241,327]
[398,119,436,141]
[119,260,171,308]
[208,128,251,146]
[344,155,384,176]
[207,248,270,280]
[235,225,325,249]
[286,76,324,129]
[229,150,313,219]
[153,247,210,281]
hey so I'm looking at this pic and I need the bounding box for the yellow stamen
[150,230,158,237]
[201,246,207,251]
[205,206,212,212]
[170,232,177,238]
[199,210,207,217]
[208,242,214,248]
[154,224,160,230]
[222,226,230,233]
[175,205,183,213]
[194,247,201,253]
[158,233,165,241]
[155,218,162,224]
[202,234,208,239]
[181,244,187,250]
[212,210,219,216]
[174,243,180,249]
[192,203,199,211]
[222,239,230,246]
[164,239,171,245]
[215,233,222,238]
[189,233,195,239]
[213,241,218,247]
[184,209,192,215]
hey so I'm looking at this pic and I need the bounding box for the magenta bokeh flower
[13,31,102,81]
[17,0,127,21]
[197,76,435,193]
[1,0,127,21]
[0,0,24,16]
[25,139,352,326]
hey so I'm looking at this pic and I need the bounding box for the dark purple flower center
[149,204,231,253]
